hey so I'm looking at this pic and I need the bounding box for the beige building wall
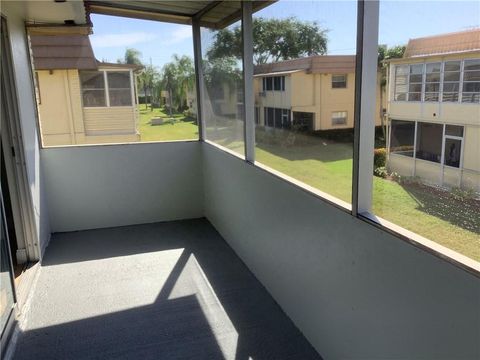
[254,70,383,130]
[37,68,139,146]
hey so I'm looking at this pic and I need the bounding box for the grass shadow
[400,182,480,234]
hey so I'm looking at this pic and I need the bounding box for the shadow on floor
[13,219,322,360]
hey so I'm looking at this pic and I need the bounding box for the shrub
[373,148,387,169]
[374,166,388,178]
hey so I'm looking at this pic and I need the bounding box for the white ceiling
[15,0,87,25]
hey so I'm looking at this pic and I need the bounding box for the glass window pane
[426,73,440,82]
[464,59,480,71]
[396,65,408,76]
[408,93,422,101]
[424,93,439,101]
[444,61,460,71]
[107,72,130,89]
[390,120,415,157]
[410,64,424,74]
[409,74,422,83]
[444,138,462,168]
[463,71,480,81]
[443,72,460,81]
[201,3,244,156]
[442,93,459,102]
[426,63,441,73]
[425,83,440,92]
[82,89,106,107]
[80,71,105,89]
[463,82,480,92]
[416,122,443,163]
[443,83,459,92]
[461,93,480,103]
[109,89,132,106]
[445,125,464,137]
[253,0,355,205]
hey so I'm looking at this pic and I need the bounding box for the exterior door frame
[1,15,40,262]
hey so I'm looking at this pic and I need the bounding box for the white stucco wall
[203,143,480,360]
[41,142,203,232]
[2,3,51,258]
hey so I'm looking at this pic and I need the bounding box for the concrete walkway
[12,219,322,360]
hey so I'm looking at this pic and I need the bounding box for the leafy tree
[123,48,143,65]
[207,17,328,64]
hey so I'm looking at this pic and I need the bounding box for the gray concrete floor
[12,219,322,360]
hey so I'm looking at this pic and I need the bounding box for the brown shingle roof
[404,29,480,58]
[30,34,98,70]
[254,55,355,75]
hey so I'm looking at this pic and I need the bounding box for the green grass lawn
[138,116,480,262]
[138,104,198,142]
[254,135,479,261]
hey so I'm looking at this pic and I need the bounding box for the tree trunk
[169,88,173,118]
[380,85,386,142]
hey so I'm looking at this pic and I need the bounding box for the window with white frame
[443,125,464,168]
[331,111,347,125]
[80,71,107,107]
[462,59,480,103]
[424,63,441,101]
[107,72,132,106]
[408,64,423,101]
[332,74,347,88]
[442,61,461,102]
[394,65,408,101]
[394,59,480,103]
[80,70,133,107]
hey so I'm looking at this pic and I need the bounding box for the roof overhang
[253,69,303,77]
[385,49,480,64]
[84,0,276,29]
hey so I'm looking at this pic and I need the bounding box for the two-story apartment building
[253,55,383,131]
[386,29,480,191]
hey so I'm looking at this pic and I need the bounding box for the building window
[332,74,347,88]
[264,107,290,128]
[107,72,132,106]
[442,61,460,102]
[331,111,347,125]
[462,59,480,103]
[80,70,133,107]
[262,76,285,91]
[408,64,423,101]
[416,122,443,163]
[424,63,441,101]
[80,71,106,107]
[390,120,415,157]
[394,65,408,101]
[443,125,464,168]
[394,59,480,103]
[390,121,465,168]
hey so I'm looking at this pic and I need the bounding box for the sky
[90,0,480,69]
